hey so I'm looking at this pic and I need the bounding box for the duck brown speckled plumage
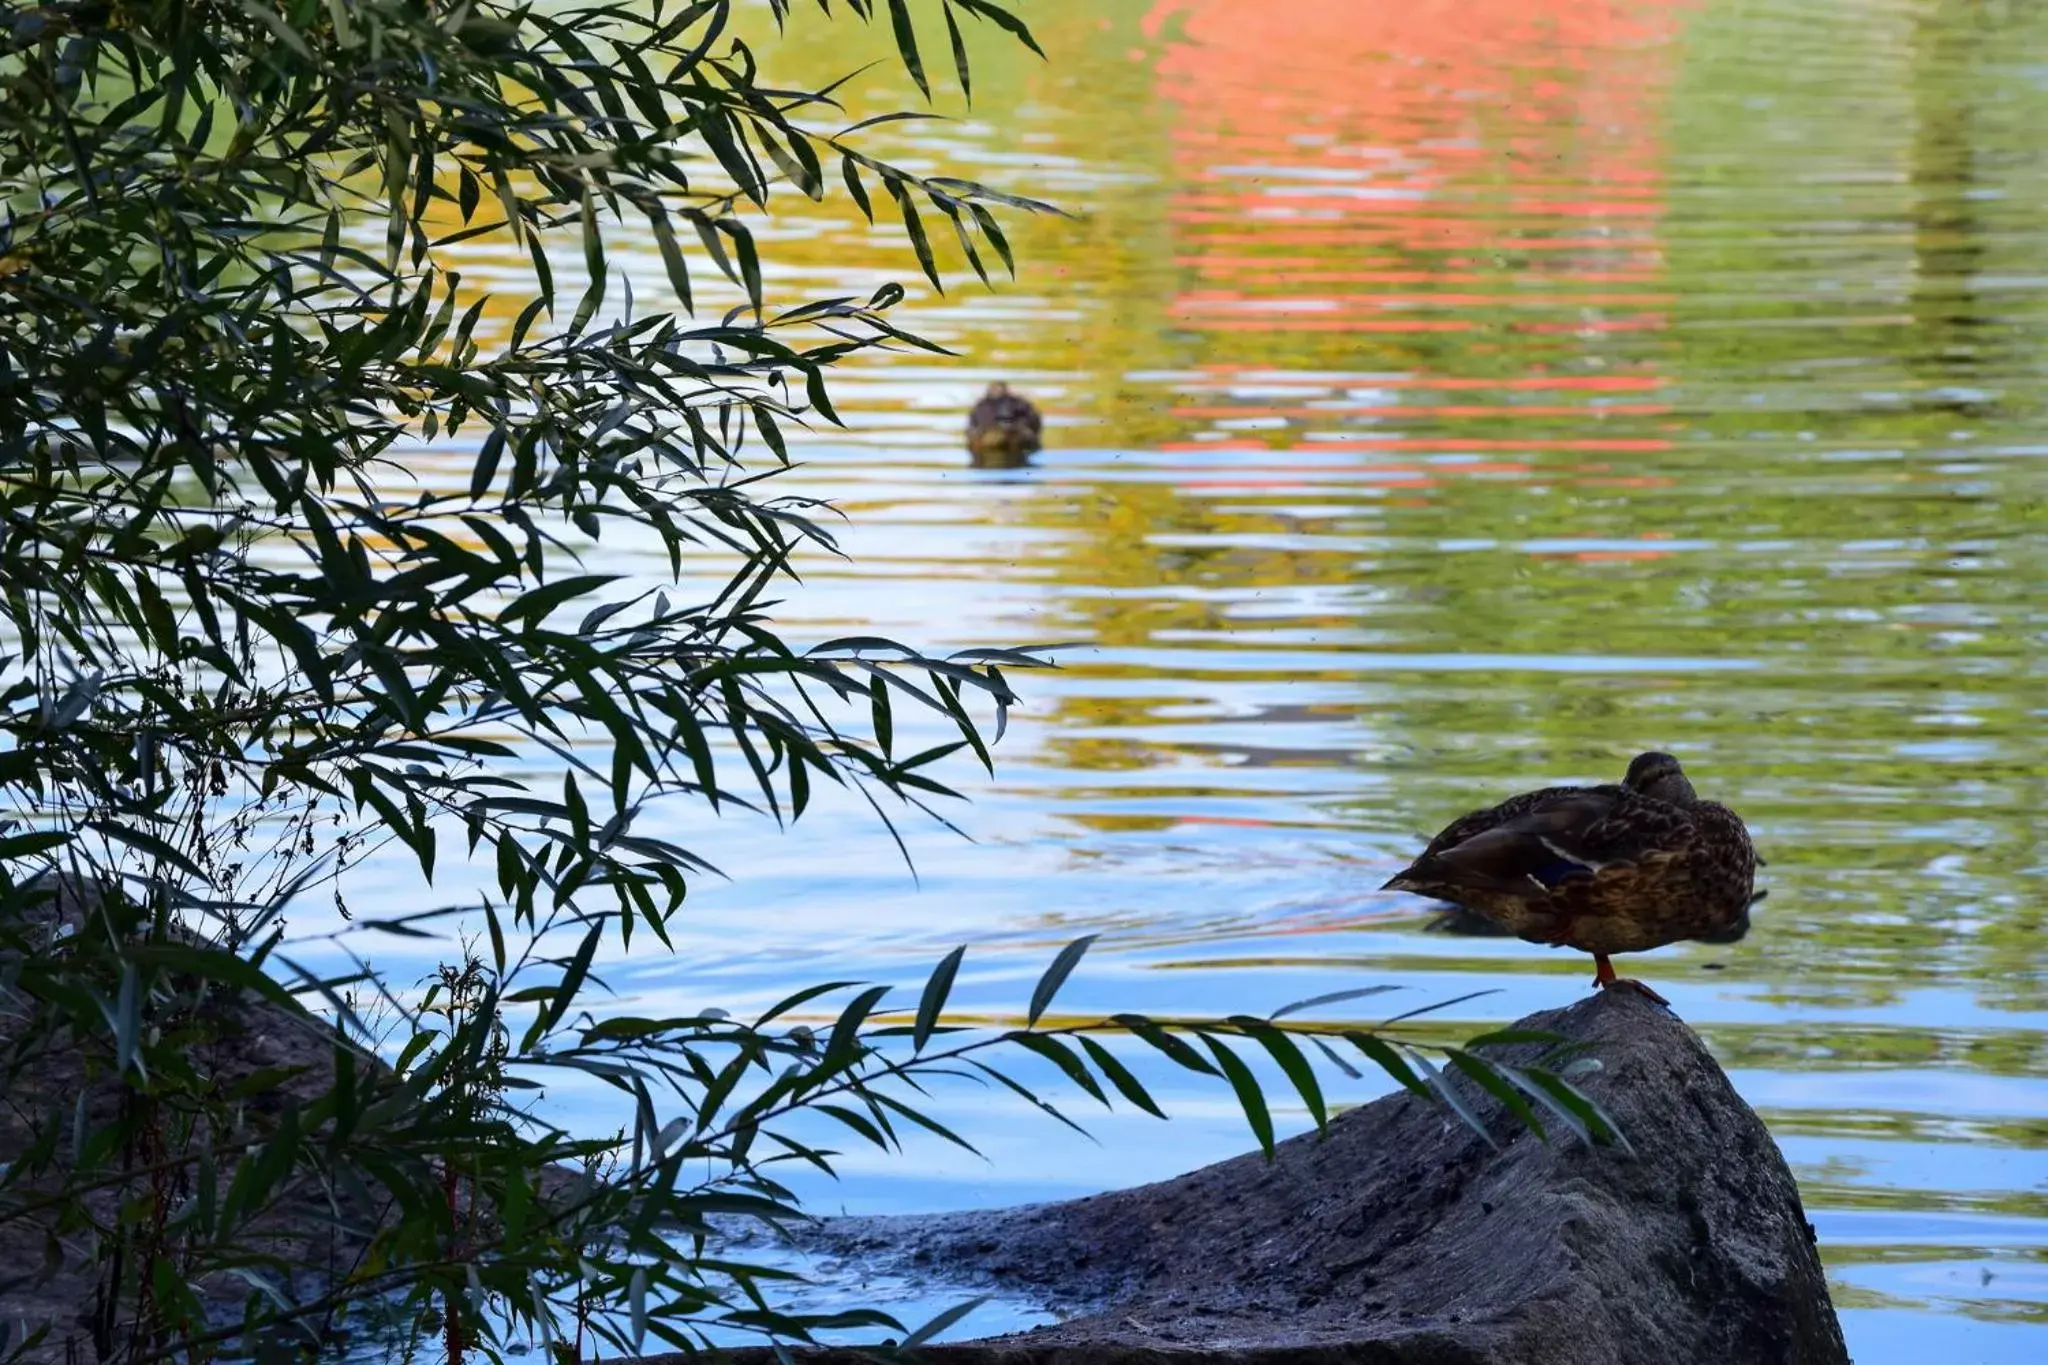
[1382,752,1757,1004]
[965,383,1042,467]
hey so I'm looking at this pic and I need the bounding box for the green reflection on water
[417,0,2048,1355]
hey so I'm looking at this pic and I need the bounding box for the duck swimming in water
[1382,752,1757,1005]
[965,383,1042,467]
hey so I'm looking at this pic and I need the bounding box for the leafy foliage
[0,3,1621,1363]
[0,0,1059,929]
[1,901,1618,1365]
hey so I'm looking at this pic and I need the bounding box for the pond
[355,0,2048,1358]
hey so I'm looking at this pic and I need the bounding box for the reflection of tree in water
[979,0,2048,1025]
[1897,0,2048,1011]
[504,2,2048,1026]
[1909,0,1992,409]
[1020,0,1686,680]
[1142,0,1677,378]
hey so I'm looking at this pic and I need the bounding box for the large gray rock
[764,990,1849,1365]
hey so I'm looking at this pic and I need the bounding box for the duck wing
[1413,785,1595,861]
[1388,784,1703,897]
[1387,788,1622,896]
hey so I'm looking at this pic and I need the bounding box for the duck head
[1624,751,1697,805]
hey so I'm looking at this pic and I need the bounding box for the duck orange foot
[1592,952,1670,1007]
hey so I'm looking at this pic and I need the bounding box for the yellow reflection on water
[408,2,2048,1355]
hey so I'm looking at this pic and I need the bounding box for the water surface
[352,0,2048,1356]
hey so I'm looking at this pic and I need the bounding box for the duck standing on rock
[1382,752,1757,1005]
[965,382,1042,467]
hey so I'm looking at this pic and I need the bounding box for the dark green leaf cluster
[0,0,1062,942]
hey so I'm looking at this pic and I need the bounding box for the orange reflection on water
[1185,370,1667,393]
[1168,404,1671,419]
[1178,265,1664,284]
[1143,0,1683,464]
[1294,439,1670,453]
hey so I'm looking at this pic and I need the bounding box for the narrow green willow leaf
[870,670,895,755]
[1521,1066,1634,1156]
[1413,1051,1499,1151]
[900,1296,988,1349]
[1448,1051,1546,1143]
[1078,1036,1166,1119]
[1463,1028,1568,1050]
[532,923,603,1044]
[1007,1030,1109,1107]
[816,1102,892,1149]
[1270,985,1401,1021]
[1501,1065,1594,1148]
[647,205,695,313]
[1200,1033,1274,1158]
[870,1092,981,1155]
[967,1059,1092,1139]
[1311,1034,1363,1081]
[823,983,893,1065]
[1027,934,1097,1027]
[913,946,964,1052]
[951,0,1047,58]
[945,3,972,103]
[111,961,142,1079]
[1346,1031,1431,1100]
[885,177,942,292]
[1110,1014,1218,1075]
[842,153,875,221]
[886,0,930,98]
[1234,1019,1328,1133]
[967,201,1015,277]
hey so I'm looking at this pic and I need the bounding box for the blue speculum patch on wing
[1530,853,1595,889]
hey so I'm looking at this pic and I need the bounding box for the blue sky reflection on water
[306,0,2048,1356]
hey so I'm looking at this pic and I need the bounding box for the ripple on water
[302,0,2048,1358]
